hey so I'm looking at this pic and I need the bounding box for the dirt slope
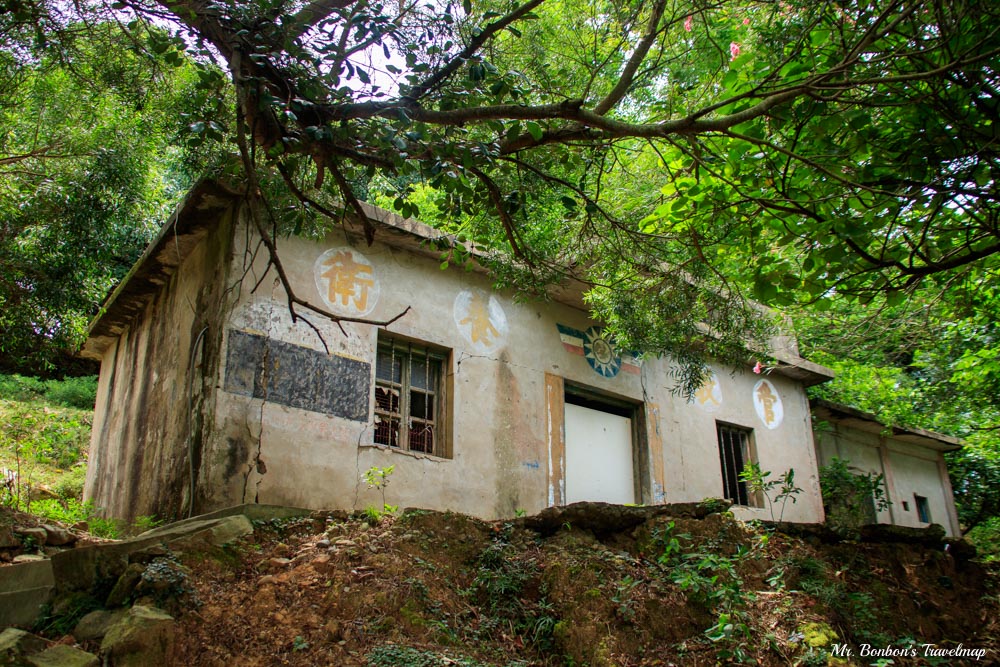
[162,507,997,667]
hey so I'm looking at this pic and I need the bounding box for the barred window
[716,423,757,507]
[374,337,447,457]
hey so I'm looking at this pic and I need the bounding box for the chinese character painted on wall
[753,379,783,429]
[454,289,508,352]
[314,247,380,316]
[693,372,723,412]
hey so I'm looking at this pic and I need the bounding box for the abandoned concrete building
[83,179,849,525]
[811,399,962,537]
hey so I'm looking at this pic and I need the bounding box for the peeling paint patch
[224,329,370,420]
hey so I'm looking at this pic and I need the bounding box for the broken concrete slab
[0,588,55,629]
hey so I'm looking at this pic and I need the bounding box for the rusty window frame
[716,422,759,507]
[374,336,446,457]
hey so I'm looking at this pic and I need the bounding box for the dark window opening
[717,423,756,507]
[915,494,931,523]
[374,337,446,457]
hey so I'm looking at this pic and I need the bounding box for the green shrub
[43,376,98,410]
[0,374,47,402]
[819,458,890,536]
[27,498,120,538]
[52,466,88,500]
[966,516,1000,562]
[0,374,98,410]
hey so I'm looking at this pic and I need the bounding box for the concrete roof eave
[80,180,240,360]
[811,398,963,452]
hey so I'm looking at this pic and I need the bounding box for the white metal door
[564,402,635,504]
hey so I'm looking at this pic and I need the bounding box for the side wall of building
[84,209,235,522]
[196,215,825,522]
[813,424,960,536]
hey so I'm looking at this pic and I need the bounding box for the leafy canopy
[7,0,1000,387]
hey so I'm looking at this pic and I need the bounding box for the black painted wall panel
[224,329,370,421]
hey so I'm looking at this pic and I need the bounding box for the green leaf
[526,121,543,141]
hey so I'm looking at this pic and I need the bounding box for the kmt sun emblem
[583,327,621,378]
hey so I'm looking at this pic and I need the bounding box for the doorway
[563,387,642,504]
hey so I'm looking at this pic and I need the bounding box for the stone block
[26,644,99,667]
[100,604,175,667]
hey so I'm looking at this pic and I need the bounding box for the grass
[0,373,124,537]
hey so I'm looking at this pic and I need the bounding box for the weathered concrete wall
[814,425,960,536]
[84,209,235,523]
[196,213,825,522]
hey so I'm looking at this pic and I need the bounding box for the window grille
[716,423,754,506]
[374,337,445,456]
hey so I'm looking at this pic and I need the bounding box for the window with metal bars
[716,423,757,506]
[373,337,447,457]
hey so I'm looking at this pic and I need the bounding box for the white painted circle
[453,289,508,353]
[313,247,380,317]
[753,379,783,429]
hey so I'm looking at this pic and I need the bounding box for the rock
[41,525,76,547]
[519,501,720,537]
[74,609,127,642]
[859,522,947,547]
[316,539,331,549]
[32,486,61,502]
[265,557,292,569]
[26,644,99,667]
[71,522,90,533]
[15,527,48,547]
[100,604,175,667]
[0,525,19,549]
[12,554,47,563]
[0,628,49,661]
[105,563,146,608]
[257,575,276,586]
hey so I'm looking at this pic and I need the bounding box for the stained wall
[193,209,827,522]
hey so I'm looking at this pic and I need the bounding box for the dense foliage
[0,16,230,373]
[5,0,995,388]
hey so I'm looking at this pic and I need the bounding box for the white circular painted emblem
[692,372,723,412]
[753,379,783,429]
[453,289,508,353]
[314,247,379,316]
